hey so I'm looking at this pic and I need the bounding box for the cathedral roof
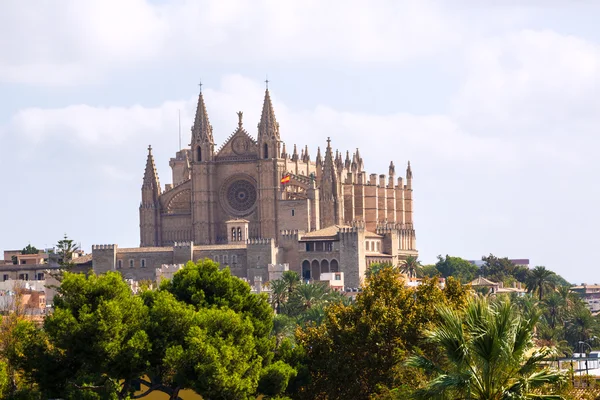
[300,225,352,240]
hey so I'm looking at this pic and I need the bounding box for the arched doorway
[330,259,339,272]
[302,260,310,281]
[311,260,320,281]
[321,259,330,274]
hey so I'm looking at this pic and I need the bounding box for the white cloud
[0,0,460,85]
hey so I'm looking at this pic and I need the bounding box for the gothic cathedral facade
[93,86,417,288]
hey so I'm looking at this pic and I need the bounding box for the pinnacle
[143,145,160,190]
[316,146,322,166]
[259,88,279,138]
[192,89,214,144]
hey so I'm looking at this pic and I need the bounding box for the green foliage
[258,361,298,397]
[420,264,439,278]
[56,234,80,270]
[525,266,557,301]
[163,258,274,365]
[20,245,39,255]
[435,254,479,283]
[22,272,150,399]
[408,296,566,399]
[295,266,470,399]
[400,256,422,279]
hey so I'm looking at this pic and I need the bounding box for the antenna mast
[178,109,181,150]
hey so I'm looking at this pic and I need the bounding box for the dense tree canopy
[408,297,566,399]
[295,266,469,399]
[435,254,479,283]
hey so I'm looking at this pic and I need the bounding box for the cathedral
[92,85,417,288]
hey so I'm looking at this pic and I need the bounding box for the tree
[480,254,518,283]
[434,255,479,284]
[55,234,80,270]
[18,272,150,399]
[20,245,39,255]
[296,266,469,399]
[400,256,421,280]
[281,271,301,294]
[366,262,393,278]
[269,279,289,314]
[285,282,331,317]
[420,264,440,278]
[163,259,274,365]
[525,266,557,301]
[408,297,566,399]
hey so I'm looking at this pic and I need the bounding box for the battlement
[279,229,302,240]
[92,244,116,250]
[375,221,413,233]
[246,238,274,245]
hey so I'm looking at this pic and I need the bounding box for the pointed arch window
[264,143,269,159]
[197,146,202,162]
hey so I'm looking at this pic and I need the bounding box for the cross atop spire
[148,144,152,154]
[265,75,269,89]
[198,80,203,92]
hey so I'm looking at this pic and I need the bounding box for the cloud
[0,0,460,85]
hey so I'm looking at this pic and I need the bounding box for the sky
[1,0,599,284]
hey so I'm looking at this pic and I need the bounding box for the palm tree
[525,266,556,301]
[281,270,301,295]
[286,282,330,316]
[400,256,421,280]
[269,279,288,314]
[407,297,566,399]
[542,292,566,331]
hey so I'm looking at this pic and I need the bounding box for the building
[92,86,417,288]
[469,259,530,268]
[571,284,600,314]
[469,276,526,296]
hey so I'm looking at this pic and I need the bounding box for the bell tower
[191,84,216,244]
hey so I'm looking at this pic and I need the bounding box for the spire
[316,147,322,167]
[406,161,413,179]
[281,142,287,158]
[344,150,351,169]
[143,145,161,192]
[258,87,280,139]
[302,145,310,162]
[351,152,358,172]
[192,84,214,145]
[389,161,395,176]
[335,150,343,171]
[291,144,299,161]
[355,148,364,171]
[322,138,336,179]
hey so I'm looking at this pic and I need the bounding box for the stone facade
[94,86,418,288]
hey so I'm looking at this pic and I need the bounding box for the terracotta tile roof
[226,219,249,223]
[73,254,93,264]
[300,225,349,240]
[469,276,499,287]
[365,231,383,238]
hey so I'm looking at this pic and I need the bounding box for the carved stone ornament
[232,136,250,155]
[219,176,257,216]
